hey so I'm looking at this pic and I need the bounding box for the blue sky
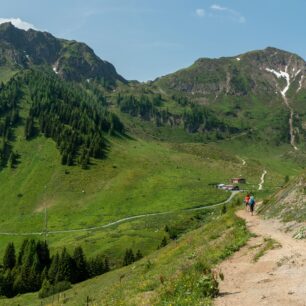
[0,0,305,81]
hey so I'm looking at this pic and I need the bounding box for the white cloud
[211,4,227,11]
[196,9,205,17]
[0,18,37,30]
[210,4,246,23]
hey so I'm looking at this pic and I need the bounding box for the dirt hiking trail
[215,209,306,306]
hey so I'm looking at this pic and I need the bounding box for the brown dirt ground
[214,209,306,306]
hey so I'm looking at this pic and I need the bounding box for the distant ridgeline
[0,69,124,169]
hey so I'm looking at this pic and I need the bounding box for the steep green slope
[4,203,250,305]
[259,172,306,223]
[148,47,306,146]
[154,47,305,98]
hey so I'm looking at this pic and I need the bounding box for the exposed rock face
[155,47,305,98]
[0,22,126,83]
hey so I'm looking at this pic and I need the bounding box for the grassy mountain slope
[259,172,306,223]
[5,203,250,305]
[150,47,306,146]
[154,47,305,98]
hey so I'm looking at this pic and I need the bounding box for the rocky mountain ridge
[0,22,125,84]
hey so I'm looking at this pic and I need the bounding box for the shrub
[197,274,219,298]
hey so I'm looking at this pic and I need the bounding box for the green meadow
[4,202,250,306]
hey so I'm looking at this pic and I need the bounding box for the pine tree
[8,151,17,168]
[0,272,4,296]
[48,253,59,284]
[40,266,48,285]
[123,249,135,266]
[104,257,110,272]
[25,116,34,140]
[56,248,73,282]
[38,278,52,299]
[159,237,168,248]
[71,246,88,283]
[2,270,14,297]
[36,241,51,268]
[135,250,143,261]
[3,242,16,270]
[17,239,29,266]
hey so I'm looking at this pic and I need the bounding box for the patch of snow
[86,79,90,83]
[265,67,290,97]
[236,57,241,61]
[266,65,298,151]
[52,66,58,75]
[297,75,304,93]
[295,69,301,77]
[23,50,30,60]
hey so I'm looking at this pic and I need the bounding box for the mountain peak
[155,47,305,97]
[0,21,16,30]
[0,23,126,84]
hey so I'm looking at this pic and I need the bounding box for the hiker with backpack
[249,194,256,216]
[244,193,250,211]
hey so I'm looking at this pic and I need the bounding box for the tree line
[0,69,125,169]
[0,80,21,168]
[116,93,171,126]
[0,239,109,298]
[116,93,241,138]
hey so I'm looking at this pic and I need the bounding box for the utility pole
[43,185,48,242]
[44,205,48,241]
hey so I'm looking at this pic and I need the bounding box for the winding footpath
[0,191,238,236]
[215,209,306,306]
[258,170,267,191]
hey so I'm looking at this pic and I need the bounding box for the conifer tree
[3,242,16,270]
[72,246,88,283]
[123,249,135,266]
[135,250,143,261]
[56,248,73,282]
[48,253,59,284]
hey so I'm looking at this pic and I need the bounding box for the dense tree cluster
[183,105,239,136]
[0,79,21,167]
[122,249,143,266]
[0,239,109,298]
[117,93,241,138]
[171,94,189,106]
[0,70,124,168]
[117,94,170,126]
[23,70,124,167]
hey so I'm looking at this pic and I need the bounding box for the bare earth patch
[214,209,306,306]
[34,200,54,213]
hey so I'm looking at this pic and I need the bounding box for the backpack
[249,197,255,205]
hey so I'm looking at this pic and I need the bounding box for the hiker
[249,194,256,216]
[244,193,250,211]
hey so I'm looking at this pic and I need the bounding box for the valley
[0,22,305,305]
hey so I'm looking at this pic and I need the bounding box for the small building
[231,178,246,184]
